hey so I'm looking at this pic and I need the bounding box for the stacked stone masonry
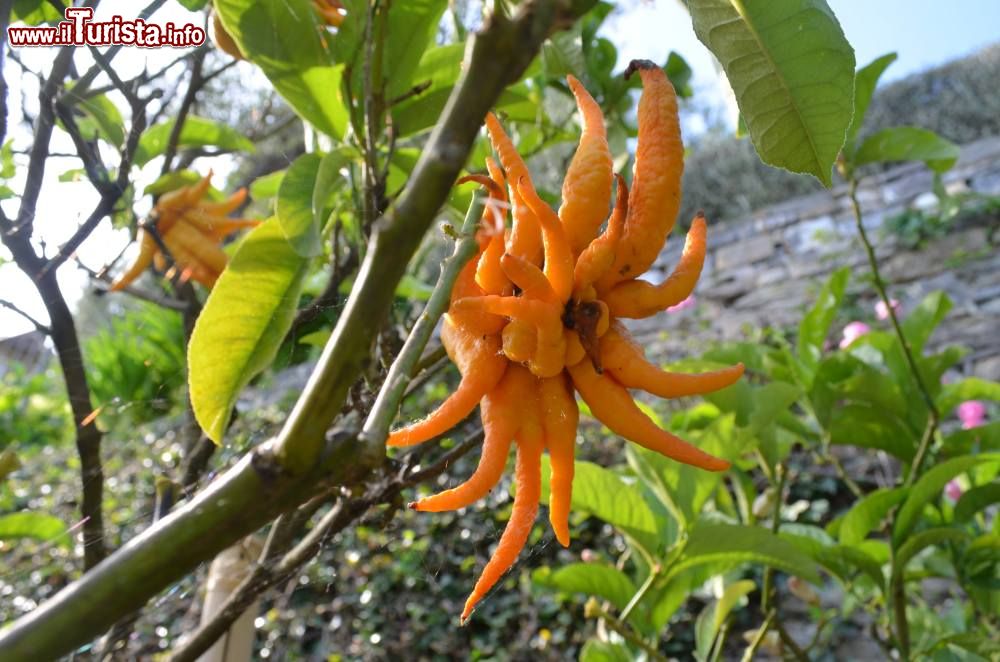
[630,136,1000,382]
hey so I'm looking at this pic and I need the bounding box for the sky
[1,0,999,339]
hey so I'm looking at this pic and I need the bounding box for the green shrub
[83,302,187,426]
[0,364,71,450]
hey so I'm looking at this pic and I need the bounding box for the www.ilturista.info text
[8,7,206,48]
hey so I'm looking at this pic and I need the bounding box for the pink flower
[957,401,986,430]
[666,295,696,313]
[944,479,963,502]
[839,321,870,349]
[875,299,900,321]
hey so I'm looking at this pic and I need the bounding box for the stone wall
[632,136,1000,381]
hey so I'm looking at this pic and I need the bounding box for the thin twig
[773,618,809,662]
[847,179,940,484]
[761,463,786,613]
[161,46,207,176]
[0,299,50,334]
[71,0,169,95]
[619,563,660,623]
[740,610,777,662]
[361,195,484,444]
[584,599,669,662]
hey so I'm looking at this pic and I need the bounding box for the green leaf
[942,421,1000,457]
[669,523,822,584]
[391,43,538,137]
[665,51,694,99]
[926,632,1000,660]
[820,544,885,590]
[76,93,126,148]
[539,457,658,541]
[688,0,856,186]
[249,170,286,200]
[797,266,849,375]
[277,153,324,258]
[937,378,1000,417]
[143,170,205,196]
[579,639,633,662]
[829,403,916,460]
[177,0,210,10]
[215,0,347,138]
[0,512,69,548]
[650,563,727,630]
[901,291,952,354]
[135,116,255,167]
[845,53,897,151]
[838,487,909,546]
[748,381,801,434]
[533,564,637,612]
[954,483,1000,523]
[384,1,448,100]
[390,43,462,137]
[961,534,1000,588]
[628,415,749,529]
[892,527,969,582]
[696,579,756,659]
[57,168,85,183]
[543,26,585,79]
[394,275,434,302]
[811,355,910,426]
[893,454,1000,545]
[312,149,352,233]
[854,127,960,173]
[12,0,65,25]
[1,139,15,179]
[189,218,309,442]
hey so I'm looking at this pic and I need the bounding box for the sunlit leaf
[845,52,897,150]
[579,639,633,662]
[533,564,637,612]
[135,116,255,167]
[215,0,347,138]
[669,523,821,584]
[384,0,447,100]
[249,170,286,200]
[854,127,960,173]
[277,153,324,258]
[837,487,909,546]
[689,0,856,185]
[189,218,309,442]
[0,512,70,549]
[539,457,658,541]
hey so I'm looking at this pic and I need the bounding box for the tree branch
[161,46,207,176]
[0,299,50,334]
[361,195,483,443]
